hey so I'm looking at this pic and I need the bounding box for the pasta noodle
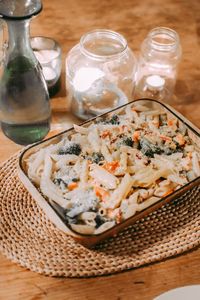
[90,165,119,189]
[80,159,89,186]
[106,173,133,209]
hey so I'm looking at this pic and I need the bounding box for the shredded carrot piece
[167,119,175,126]
[95,187,109,201]
[175,133,185,146]
[68,182,78,191]
[103,161,119,173]
[160,135,172,142]
[132,131,140,142]
[101,130,111,139]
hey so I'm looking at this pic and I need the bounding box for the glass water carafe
[0,0,51,145]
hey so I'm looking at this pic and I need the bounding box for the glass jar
[66,29,137,120]
[135,27,182,102]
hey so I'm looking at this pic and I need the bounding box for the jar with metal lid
[135,27,182,102]
[66,29,137,120]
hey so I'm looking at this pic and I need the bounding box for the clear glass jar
[135,27,182,102]
[66,29,137,120]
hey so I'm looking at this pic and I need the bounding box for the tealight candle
[73,67,105,92]
[31,37,62,97]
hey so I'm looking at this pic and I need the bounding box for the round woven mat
[0,153,200,278]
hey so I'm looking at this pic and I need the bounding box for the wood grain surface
[0,0,200,299]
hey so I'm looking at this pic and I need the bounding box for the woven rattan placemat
[0,153,200,277]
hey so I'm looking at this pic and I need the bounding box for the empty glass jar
[66,29,137,120]
[135,27,182,102]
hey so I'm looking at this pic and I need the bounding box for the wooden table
[0,0,200,299]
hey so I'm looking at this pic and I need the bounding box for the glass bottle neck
[6,19,36,62]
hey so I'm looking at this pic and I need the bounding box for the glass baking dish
[18,99,200,247]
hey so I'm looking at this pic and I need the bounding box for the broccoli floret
[139,138,163,158]
[72,178,79,182]
[122,137,133,147]
[53,178,68,187]
[110,115,119,125]
[102,114,120,125]
[109,114,120,125]
[164,146,181,155]
[92,152,104,164]
[58,143,81,156]
[95,214,106,228]
[173,140,184,151]
[97,114,120,125]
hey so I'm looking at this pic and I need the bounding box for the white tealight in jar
[66,29,137,120]
[31,36,62,97]
[136,74,171,101]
